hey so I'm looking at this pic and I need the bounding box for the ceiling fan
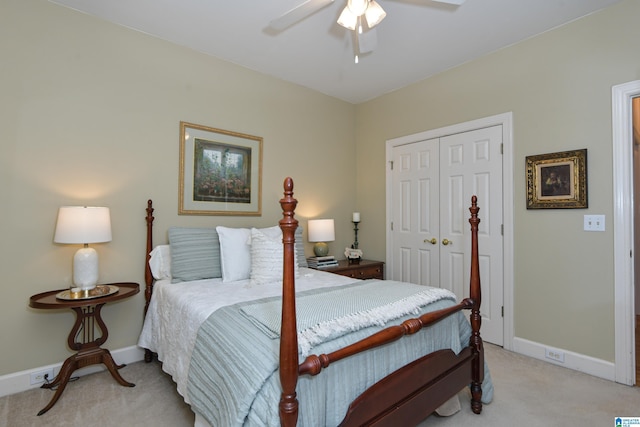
[269,0,466,62]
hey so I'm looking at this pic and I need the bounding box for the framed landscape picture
[526,149,588,209]
[179,121,262,215]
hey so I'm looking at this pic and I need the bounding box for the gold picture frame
[526,149,587,209]
[179,121,262,216]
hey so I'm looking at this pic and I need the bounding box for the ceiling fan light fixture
[346,0,368,16]
[338,0,386,31]
[365,1,386,28]
[337,6,358,30]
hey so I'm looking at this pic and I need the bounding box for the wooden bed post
[468,195,484,414]
[144,199,155,363]
[279,177,300,427]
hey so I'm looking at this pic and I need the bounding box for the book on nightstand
[306,256,338,268]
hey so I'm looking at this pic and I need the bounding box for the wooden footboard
[278,177,483,426]
[341,347,476,426]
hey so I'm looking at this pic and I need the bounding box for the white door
[390,126,504,345]
[391,138,439,286]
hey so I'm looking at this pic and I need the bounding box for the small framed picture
[526,149,587,209]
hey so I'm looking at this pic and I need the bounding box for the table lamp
[54,206,112,290]
[307,219,335,257]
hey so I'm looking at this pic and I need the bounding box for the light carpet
[1,344,638,426]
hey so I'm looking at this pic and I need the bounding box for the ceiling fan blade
[357,28,377,54]
[268,0,335,32]
[431,0,466,5]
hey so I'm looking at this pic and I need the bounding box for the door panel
[440,126,504,345]
[391,139,439,286]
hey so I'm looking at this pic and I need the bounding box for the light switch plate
[584,215,605,231]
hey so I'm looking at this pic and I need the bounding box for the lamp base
[73,247,99,290]
[313,242,329,257]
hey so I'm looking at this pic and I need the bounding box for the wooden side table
[29,282,139,415]
[317,259,385,280]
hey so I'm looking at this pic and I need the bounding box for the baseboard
[0,345,145,398]
[512,337,615,381]
[1,340,619,397]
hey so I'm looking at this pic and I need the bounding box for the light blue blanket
[240,280,456,356]
[187,281,493,426]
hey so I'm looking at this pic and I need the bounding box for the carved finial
[283,176,293,193]
[146,199,154,221]
[280,177,298,228]
[469,195,480,224]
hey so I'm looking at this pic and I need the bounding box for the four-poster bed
[139,177,490,426]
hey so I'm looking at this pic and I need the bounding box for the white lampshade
[308,219,335,257]
[54,206,112,244]
[54,206,112,290]
[308,219,335,243]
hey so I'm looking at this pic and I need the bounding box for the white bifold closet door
[390,125,504,345]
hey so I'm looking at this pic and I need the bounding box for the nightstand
[318,259,384,280]
[29,282,139,415]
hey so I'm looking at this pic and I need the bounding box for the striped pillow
[168,227,221,283]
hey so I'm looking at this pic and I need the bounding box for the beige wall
[0,0,356,376]
[356,0,640,362]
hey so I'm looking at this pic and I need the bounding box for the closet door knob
[442,238,452,246]
[424,238,437,245]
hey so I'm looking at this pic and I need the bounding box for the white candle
[352,212,360,222]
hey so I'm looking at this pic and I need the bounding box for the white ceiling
[50,0,622,104]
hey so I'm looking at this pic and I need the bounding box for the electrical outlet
[545,348,565,363]
[30,368,54,385]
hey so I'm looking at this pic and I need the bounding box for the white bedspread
[137,267,358,401]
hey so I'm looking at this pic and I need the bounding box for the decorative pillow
[259,225,307,268]
[257,225,281,240]
[168,227,221,283]
[250,227,299,285]
[216,226,252,282]
[295,226,308,268]
[259,225,309,267]
[251,225,307,268]
[149,245,171,280]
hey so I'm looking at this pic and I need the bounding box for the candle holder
[346,212,362,263]
[352,221,359,250]
[345,218,363,264]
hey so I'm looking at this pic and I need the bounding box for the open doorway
[613,80,640,386]
[634,95,640,385]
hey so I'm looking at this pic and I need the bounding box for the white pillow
[216,225,291,283]
[250,227,299,285]
[256,225,281,240]
[216,226,252,282]
[149,245,171,280]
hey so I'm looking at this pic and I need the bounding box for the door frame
[385,112,514,350]
[612,80,640,385]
